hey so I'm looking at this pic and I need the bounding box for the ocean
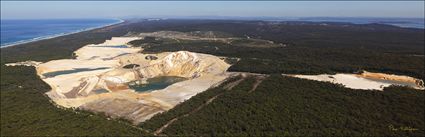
[0,19,121,47]
[1,18,423,48]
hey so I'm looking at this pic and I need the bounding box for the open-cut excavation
[5,31,424,125]
[7,35,231,124]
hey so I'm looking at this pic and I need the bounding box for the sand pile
[359,71,424,88]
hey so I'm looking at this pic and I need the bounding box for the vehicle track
[248,76,267,93]
[153,74,247,136]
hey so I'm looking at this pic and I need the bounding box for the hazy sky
[1,1,424,19]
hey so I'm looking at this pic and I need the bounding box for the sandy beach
[1,19,124,49]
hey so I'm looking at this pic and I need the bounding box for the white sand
[286,73,424,90]
[37,37,142,99]
[5,61,42,67]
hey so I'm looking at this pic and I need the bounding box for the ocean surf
[1,19,123,48]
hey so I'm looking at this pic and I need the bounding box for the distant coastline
[294,17,425,29]
[150,16,425,29]
[1,17,422,49]
[0,19,124,48]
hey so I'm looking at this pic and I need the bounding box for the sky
[1,1,424,19]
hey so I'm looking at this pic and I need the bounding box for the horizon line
[2,16,425,20]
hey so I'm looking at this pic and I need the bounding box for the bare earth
[284,72,424,90]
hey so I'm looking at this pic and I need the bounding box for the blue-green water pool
[129,76,188,92]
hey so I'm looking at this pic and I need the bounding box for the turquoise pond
[129,76,188,92]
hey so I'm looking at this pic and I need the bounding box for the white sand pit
[285,72,424,90]
[9,36,231,124]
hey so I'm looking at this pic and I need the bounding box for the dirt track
[153,75,248,136]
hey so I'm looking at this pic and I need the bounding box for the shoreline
[0,18,125,49]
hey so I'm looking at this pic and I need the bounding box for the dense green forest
[141,75,424,136]
[128,20,424,79]
[1,19,424,136]
[133,36,424,78]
